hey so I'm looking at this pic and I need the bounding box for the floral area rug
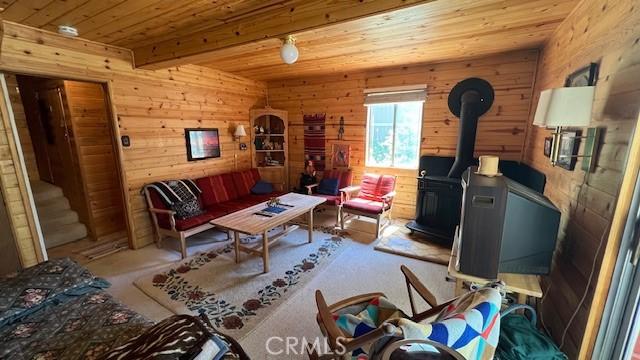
[134,226,350,340]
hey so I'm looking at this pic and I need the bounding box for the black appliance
[406,78,547,245]
[456,168,560,279]
[406,78,494,244]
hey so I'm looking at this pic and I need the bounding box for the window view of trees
[366,102,422,168]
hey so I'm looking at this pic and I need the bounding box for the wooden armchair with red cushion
[340,173,397,238]
[305,168,353,225]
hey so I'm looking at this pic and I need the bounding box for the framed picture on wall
[331,143,351,168]
[544,137,553,157]
[565,62,599,87]
[185,128,221,161]
[557,131,581,170]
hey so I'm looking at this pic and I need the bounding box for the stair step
[40,209,79,230]
[31,181,64,203]
[36,197,71,218]
[43,222,88,249]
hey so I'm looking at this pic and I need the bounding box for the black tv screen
[185,128,221,161]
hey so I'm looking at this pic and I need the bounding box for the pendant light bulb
[280,35,299,65]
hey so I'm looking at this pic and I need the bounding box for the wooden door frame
[0,70,135,260]
[0,73,47,264]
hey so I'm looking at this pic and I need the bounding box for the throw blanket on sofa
[144,179,202,206]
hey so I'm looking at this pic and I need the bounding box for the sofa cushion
[343,198,390,214]
[173,213,216,231]
[195,175,234,207]
[233,170,260,197]
[220,173,239,200]
[317,178,340,195]
[359,174,396,201]
[251,180,273,195]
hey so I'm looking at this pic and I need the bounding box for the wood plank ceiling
[0,0,579,81]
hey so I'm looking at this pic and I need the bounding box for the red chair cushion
[324,169,353,189]
[312,194,341,206]
[359,174,396,201]
[220,173,239,200]
[343,198,390,214]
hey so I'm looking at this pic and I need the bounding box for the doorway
[6,73,130,261]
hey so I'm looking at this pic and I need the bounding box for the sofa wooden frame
[143,188,228,259]
[339,176,397,238]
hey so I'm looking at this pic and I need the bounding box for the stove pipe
[447,78,495,178]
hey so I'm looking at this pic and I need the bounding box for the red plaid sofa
[144,168,284,258]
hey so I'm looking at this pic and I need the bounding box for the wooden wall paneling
[0,21,267,249]
[0,73,44,267]
[268,49,538,219]
[4,74,38,180]
[521,0,640,357]
[62,80,127,241]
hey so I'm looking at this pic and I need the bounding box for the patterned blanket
[391,287,502,360]
[334,296,406,357]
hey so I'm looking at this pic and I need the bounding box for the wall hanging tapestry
[303,113,326,171]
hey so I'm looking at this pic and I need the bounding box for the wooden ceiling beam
[132,0,435,69]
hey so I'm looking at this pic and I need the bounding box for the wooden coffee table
[210,193,326,273]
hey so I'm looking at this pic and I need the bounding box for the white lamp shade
[533,86,595,127]
[280,42,299,64]
[234,124,247,137]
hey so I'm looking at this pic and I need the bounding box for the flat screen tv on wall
[185,128,221,161]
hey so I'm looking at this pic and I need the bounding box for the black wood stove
[406,78,495,245]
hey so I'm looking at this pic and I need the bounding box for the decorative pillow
[102,314,229,360]
[168,181,204,219]
[251,180,273,195]
[0,257,108,327]
[317,178,340,195]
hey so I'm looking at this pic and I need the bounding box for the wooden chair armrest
[401,265,438,318]
[305,183,319,195]
[148,208,176,215]
[326,292,386,312]
[382,191,396,200]
[340,185,361,202]
[411,298,457,323]
[148,208,177,231]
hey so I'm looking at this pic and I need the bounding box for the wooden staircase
[31,181,88,248]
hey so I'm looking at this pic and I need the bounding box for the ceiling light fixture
[280,35,299,65]
[58,25,79,37]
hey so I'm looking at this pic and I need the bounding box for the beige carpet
[134,226,351,340]
[375,235,451,265]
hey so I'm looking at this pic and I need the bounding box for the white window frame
[364,101,424,170]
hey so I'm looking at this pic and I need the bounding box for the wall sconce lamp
[234,124,247,151]
[533,86,601,172]
[234,124,247,141]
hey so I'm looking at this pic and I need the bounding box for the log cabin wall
[0,21,266,254]
[268,49,538,219]
[522,0,640,358]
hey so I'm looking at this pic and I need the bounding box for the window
[366,101,423,168]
